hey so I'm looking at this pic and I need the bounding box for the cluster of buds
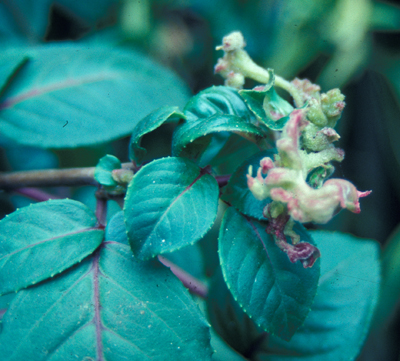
[214,31,370,268]
[247,110,370,267]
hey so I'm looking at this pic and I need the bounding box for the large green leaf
[129,105,185,165]
[124,157,219,260]
[0,242,213,360]
[264,231,380,361]
[221,150,276,219]
[211,230,380,361]
[218,207,320,341]
[0,199,103,295]
[172,114,265,161]
[0,45,190,148]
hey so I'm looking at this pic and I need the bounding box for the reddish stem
[13,187,61,202]
[158,256,208,298]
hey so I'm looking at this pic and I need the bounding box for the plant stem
[95,195,108,228]
[215,174,230,188]
[158,256,208,298]
[0,162,135,189]
[13,187,61,202]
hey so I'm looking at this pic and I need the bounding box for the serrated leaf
[211,230,380,361]
[239,83,294,131]
[172,114,265,161]
[94,154,121,187]
[0,199,103,295]
[221,150,276,219]
[0,45,190,148]
[184,85,253,123]
[173,86,260,165]
[129,105,185,165]
[124,157,219,260]
[0,242,213,360]
[264,231,380,361]
[218,207,320,341]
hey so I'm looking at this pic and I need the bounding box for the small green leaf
[172,114,265,162]
[105,210,129,246]
[173,86,260,164]
[94,154,121,187]
[218,207,320,341]
[129,105,185,165]
[184,85,253,123]
[0,45,190,148]
[264,231,380,361]
[0,199,104,295]
[239,82,294,131]
[124,157,219,260]
[0,242,213,360]
[221,150,276,219]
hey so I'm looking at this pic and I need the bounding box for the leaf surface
[264,231,380,361]
[218,207,320,341]
[129,105,185,165]
[124,157,219,260]
[0,199,103,295]
[0,45,190,148]
[0,242,213,360]
[172,114,265,161]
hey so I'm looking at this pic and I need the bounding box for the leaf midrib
[0,227,100,261]
[0,73,116,110]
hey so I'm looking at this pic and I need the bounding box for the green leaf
[264,231,380,361]
[0,199,103,295]
[173,86,261,165]
[172,114,265,162]
[129,105,185,165]
[239,82,294,131]
[0,242,213,360]
[94,154,121,187]
[372,223,400,327]
[105,211,129,246]
[184,85,253,123]
[124,157,219,260]
[0,52,29,97]
[0,45,190,148]
[218,207,320,341]
[221,150,276,219]
[207,268,266,358]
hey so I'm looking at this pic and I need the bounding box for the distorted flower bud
[247,109,370,224]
